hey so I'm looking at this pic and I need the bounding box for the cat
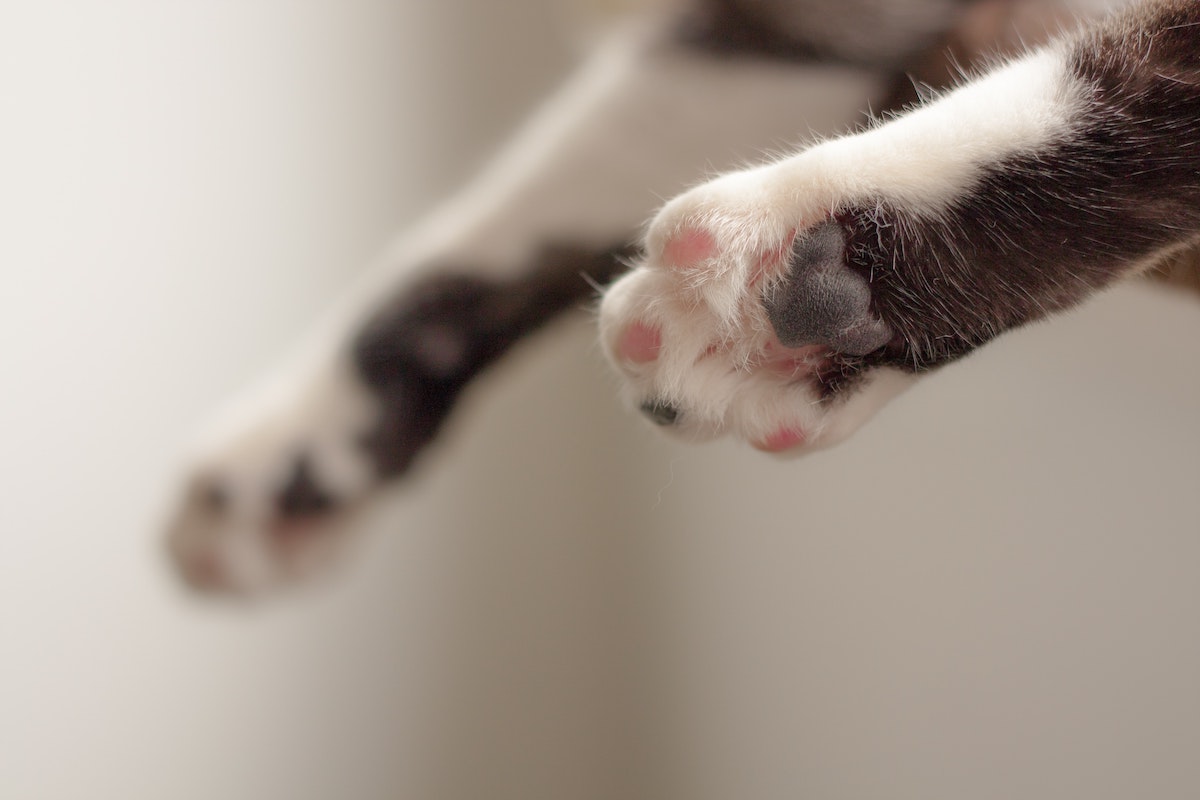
[166,0,1200,593]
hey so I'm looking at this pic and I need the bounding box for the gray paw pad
[763,221,892,356]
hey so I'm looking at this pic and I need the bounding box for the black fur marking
[675,1,823,63]
[830,1,1200,380]
[353,243,635,476]
[813,358,869,401]
[198,479,228,514]
[639,399,681,426]
[675,0,976,70]
[276,455,336,518]
[764,221,893,356]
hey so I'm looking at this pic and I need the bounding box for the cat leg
[164,18,890,594]
[600,0,1200,452]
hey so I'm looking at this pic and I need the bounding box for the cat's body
[166,0,1199,593]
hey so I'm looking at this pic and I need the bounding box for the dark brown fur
[826,0,1200,376]
[352,243,634,477]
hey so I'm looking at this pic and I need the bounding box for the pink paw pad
[617,322,662,364]
[661,228,716,270]
[753,427,808,453]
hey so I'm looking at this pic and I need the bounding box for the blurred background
[3,2,1200,798]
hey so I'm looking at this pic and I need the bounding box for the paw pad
[661,228,717,270]
[617,321,662,364]
[753,427,808,453]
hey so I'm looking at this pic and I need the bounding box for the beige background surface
[4,2,1200,798]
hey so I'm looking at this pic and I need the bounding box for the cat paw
[163,265,593,594]
[164,360,381,595]
[599,44,1126,451]
[599,168,915,453]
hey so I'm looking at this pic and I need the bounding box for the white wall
[4,2,1200,799]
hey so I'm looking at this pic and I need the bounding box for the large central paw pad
[763,222,892,356]
[600,202,902,453]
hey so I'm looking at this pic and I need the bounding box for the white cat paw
[164,359,380,595]
[600,168,914,453]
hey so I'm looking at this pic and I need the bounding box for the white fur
[805,52,1080,213]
